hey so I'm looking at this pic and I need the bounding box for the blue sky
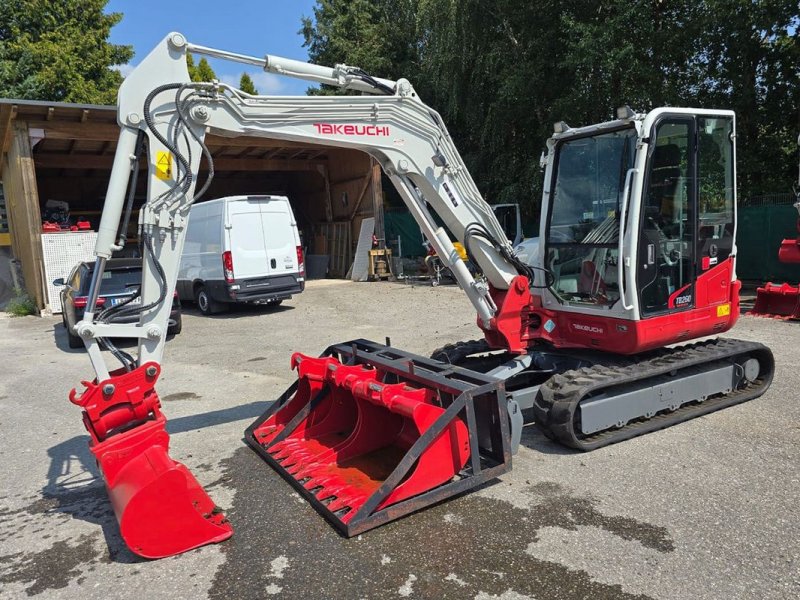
[106,0,319,95]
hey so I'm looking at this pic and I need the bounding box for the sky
[106,0,319,95]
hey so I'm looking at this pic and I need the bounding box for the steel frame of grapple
[244,339,512,537]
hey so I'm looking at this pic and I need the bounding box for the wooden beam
[0,104,18,164]
[371,158,385,242]
[33,152,327,172]
[348,169,374,221]
[26,119,119,141]
[22,121,335,155]
[317,164,333,222]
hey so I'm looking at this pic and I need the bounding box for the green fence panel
[384,209,426,257]
[737,205,800,282]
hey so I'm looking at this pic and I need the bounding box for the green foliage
[302,0,799,214]
[186,53,217,82]
[239,72,258,94]
[5,287,36,316]
[0,0,133,104]
[300,0,419,94]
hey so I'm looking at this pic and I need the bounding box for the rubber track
[532,338,775,451]
[430,339,491,364]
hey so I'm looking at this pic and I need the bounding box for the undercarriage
[431,338,774,451]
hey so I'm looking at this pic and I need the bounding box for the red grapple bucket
[752,282,800,320]
[246,340,512,536]
[70,364,232,558]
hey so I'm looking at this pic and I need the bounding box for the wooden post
[316,164,333,222]
[370,159,385,245]
[4,121,45,309]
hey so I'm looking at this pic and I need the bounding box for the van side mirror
[53,278,65,286]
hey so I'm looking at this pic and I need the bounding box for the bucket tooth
[245,339,512,537]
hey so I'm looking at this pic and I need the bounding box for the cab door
[637,117,696,316]
[636,114,736,316]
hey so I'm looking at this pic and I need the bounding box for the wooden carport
[0,98,384,311]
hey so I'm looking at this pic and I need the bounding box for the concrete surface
[0,279,797,599]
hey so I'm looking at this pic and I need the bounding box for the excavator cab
[540,111,739,352]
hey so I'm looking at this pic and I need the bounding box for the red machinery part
[69,363,232,558]
[246,340,511,537]
[778,238,800,264]
[752,282,800,320]
[253,355,470,521]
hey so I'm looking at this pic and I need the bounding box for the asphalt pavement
[0,279,797,599]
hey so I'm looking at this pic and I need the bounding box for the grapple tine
[245,339,512,537]
[70,363,232,558]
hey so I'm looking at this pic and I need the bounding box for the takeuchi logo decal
[572,323,604,335]
[313,123,390,136]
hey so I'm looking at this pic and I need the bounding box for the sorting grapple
[245,340,511,536]
[69,363,232,558]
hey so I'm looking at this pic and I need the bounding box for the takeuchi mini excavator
[68,33,775,558]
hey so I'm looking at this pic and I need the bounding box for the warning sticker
[155,151,172,180]
[716,303,731,317]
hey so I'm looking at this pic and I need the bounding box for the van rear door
[260,198,298,274]
[227,198,271,279]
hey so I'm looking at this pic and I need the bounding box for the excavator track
[533,338,774,451]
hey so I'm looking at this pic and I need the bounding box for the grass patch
[5,287,37,316]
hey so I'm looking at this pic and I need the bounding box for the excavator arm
[77,32,531,383]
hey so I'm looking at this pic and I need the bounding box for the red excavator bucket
[246,339,511,536]
[752,282,800,320]
[69,363,232,558]
[778,238,800,264]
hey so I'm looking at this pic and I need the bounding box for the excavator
[67,33,775,558]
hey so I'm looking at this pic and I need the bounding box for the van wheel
[195,287,224,315]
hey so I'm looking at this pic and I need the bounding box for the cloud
[113,63,136,78]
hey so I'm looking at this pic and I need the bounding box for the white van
[177,195,305,314]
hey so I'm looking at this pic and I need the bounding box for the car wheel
[67,325,83,349]
[168,313,183,335]
[195,286,224,315]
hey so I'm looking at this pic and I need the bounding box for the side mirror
[53,278,65,286]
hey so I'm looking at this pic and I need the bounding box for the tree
[687,0,799,197]
[301,0,799,211]
[300,0,420,94]
[239,73,258,94]
[186,53,217,82]
[0,0,133,104]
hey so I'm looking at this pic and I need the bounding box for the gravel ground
[0,279,797,599]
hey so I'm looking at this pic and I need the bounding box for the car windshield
[85,267,142,295]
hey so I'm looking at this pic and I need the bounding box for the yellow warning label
[716,303,731,317]
[155,151,172,180]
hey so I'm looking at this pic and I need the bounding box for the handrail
[618,168,638,311]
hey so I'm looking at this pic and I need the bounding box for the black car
[54,258,182,349]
